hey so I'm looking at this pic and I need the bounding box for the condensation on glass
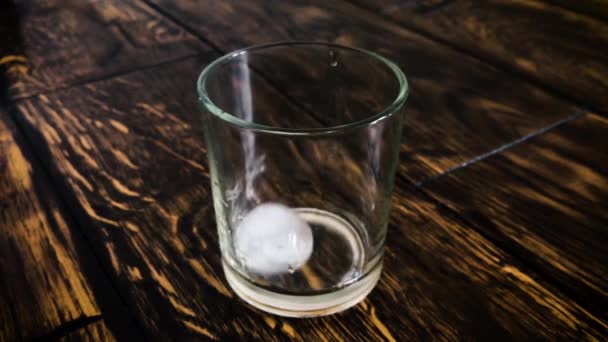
[198,42,408,317]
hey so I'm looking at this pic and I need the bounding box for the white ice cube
[234,203,313,275]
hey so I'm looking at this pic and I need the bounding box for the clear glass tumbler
[198,42,408,317]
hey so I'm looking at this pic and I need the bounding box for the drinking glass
[198,42,408,317]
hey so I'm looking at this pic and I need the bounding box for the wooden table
[1,0,606,340]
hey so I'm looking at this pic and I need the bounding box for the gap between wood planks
[337,0,607,318]
[345,0,607,117]
[404,175,608,327]
[10,52,201,103]
[414,111,585,187]
[1,74,150,341]
[29,315,103,342]
[0,111,147,341]
[0,102,150,340]
[141,0,224,54]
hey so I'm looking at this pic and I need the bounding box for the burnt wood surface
[0,111,140,341]
[423,113,608,320]
[350,0,608,114]
[0,0,202,100]
[0,0,606,340]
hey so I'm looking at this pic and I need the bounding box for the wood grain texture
[350,0,608,113]
[149,0,581,184]
[4,0,606,339]
[347,0,455,13]
[387,184,607,339]
[544,0,608,21]
[0,112,136,340]
[57,320,116,342]
[423,113,608,320]
[0,0,203,100]
[10,54,607,339]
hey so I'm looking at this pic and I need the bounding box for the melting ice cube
[234,203,313,275]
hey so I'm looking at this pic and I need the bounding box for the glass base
[223,260,382,317]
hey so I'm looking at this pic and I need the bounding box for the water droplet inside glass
[329,50,338,67]
[237,255,248,270]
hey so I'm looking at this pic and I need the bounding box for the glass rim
[197,41,409,136]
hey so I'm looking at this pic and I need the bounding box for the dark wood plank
[347,0,452,13]
[149,0,581,184]
[0,111,139,340]
[10,54,607,339]
[544,0,608,21]
[57,320,116,342]
[350,0,608,113]
[422,113,608,320]
[0,0,203,100]
[388,185,607,339]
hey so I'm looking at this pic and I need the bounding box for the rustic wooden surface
[0,0,202,100]
[423,113,608,320]
[56,320,116,342]
[544,0,608,21]
[9,54,606,339]
[350,0,608,114]
[0,0,607,340]
[148,0,582,183]
[0,111,137,341]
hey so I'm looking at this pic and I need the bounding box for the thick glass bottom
[223,260,382,317]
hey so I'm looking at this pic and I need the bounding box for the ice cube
[234,203,313,275]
